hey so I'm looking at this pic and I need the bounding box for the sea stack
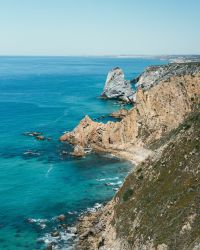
[101,67,135,103]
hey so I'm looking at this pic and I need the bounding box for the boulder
[57,214,66,221]
[35,135,45,141]
[23,131,42,137]
[71,145,85,157]
[51,231,60,237]
[45,244,53,250]
[110,108,129,119]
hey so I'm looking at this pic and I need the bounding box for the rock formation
[110,108,129,119]
[60,62,200,249]
[134,62,200,90]
[101,67,135,103]
[75,109,200,250]
[70,145,85,157]
[60,63,200,164]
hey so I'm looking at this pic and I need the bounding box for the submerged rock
[57,214,66,221]
[23,131,42,137]
[45,245,53,250]
[51,231,60,237]
[101,67,135,103]
[60,150,68,156]
[23,131,48,141]
[35,135,45,141]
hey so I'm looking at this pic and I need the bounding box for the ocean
[0,56,167,249]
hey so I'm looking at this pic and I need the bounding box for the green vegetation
[113,108,200,249]
[122,188,134,202]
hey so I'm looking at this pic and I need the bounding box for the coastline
[73,109,200,250]
[61,62,200,250]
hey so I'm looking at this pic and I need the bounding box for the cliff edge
[60,62,200,249]
[75,108,200,250]
[60,63,200,165]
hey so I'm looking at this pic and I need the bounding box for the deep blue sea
[0,56,167,249]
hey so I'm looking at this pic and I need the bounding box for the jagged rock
[45,244,53,250]
[51,231,60,237]
[101,67,135,103]
[60,63,200,164]
[23,131,48,141]
[60,150,68,156]
[134,62,200,91]
[74,109,200,250]
[110,109,129,119]
[71,145,85,157]
[35,135,45,141]
[61,62,200,250]
[23,131,42,137]
[57,214,66,221]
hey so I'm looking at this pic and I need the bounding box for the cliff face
[60,63,200,249]
[135,62,200,90]
[60,66,200,164]
[75,109,200,250]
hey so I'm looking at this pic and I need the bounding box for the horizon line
[0,54,200,57]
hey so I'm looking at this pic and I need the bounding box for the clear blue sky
[0,0,199,55]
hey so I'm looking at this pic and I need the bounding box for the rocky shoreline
[61,62,200,249]
[74,109,200,250]
[60,63,200,163]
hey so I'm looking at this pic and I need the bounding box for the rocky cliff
[59,62,200,250]
[134,62,200,90]
[60,63,200,164]
[75,108,200,250]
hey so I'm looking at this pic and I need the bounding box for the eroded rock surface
[110,108,129,119]
[135,62,200,90]
[101,67,135,103]
[75,108,200,250]
[60,62,200,249]
[61,66,200,163]
[70,145,85,157]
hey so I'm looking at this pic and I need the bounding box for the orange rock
[60,72,200,164]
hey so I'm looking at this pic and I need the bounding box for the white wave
[105,181,122,186]
[102,153,118,159]
[27,218,48,229]
[37,226,77,250]
[40,109,68,127]
[45,164,54,177]
[67,211,77,215]
[96,177,119,182]
[86,203,103,213]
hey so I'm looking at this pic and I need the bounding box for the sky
[0,0,199,56]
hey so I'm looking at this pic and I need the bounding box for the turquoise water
[0,56,167,249]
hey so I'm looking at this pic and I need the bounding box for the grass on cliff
[114,109,200,250]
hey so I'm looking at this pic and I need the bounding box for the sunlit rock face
[101,67,135,103]
[135,62,200,90]
[61,66,200,163]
